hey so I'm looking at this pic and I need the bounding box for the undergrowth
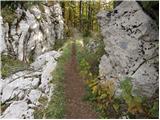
[84,74,159,118]
[74,34,159,119]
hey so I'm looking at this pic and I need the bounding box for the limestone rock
[1,86,14,103]
[28,89,42,105]
[32,78,40,88]
[0,16,7,53]
[0,79,5,95]
[40,60,57,93]
[1,101,29,118]
[1,3,64,62]
[31,50,61,70]
[0,50,61,118]
[31,50,61,93]
[97,1,158,97]
[30,6,41,19]
[1,77,32,103]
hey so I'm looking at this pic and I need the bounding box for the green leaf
[99,94,108,100]
[113,103,119,112]
[149,101,159,118]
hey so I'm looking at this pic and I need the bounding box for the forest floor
[63,40,98,118]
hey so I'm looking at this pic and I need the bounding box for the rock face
[1,2,63,62]
[97,1,158,97]
[0,50,61,118]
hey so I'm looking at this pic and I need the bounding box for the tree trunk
[79,0,82,31]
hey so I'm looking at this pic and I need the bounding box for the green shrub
[23,1,43,10]
[33,96,48,118]
[81,34,105,75]
[1,55,29,78]
[75,37,110,118]
[120,78,143,114]
[44,82,65,118]
[84,79,116,118]
[1,1,45,24]
[54,39,66,51]
[1,6,16,24]
[149,101,159,118]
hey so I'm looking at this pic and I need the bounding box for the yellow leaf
[99,94,108,99]
[128,101,143,114]
[92,85,98,94]
[89,81,99,88]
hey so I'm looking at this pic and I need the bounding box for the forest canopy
[60,0,114,37]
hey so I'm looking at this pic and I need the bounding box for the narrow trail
[64,41,97,119]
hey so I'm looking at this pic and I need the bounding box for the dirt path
[64,41,97,119]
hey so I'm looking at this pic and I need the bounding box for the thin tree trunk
[87,1,91,32]
[79,0,82,31]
